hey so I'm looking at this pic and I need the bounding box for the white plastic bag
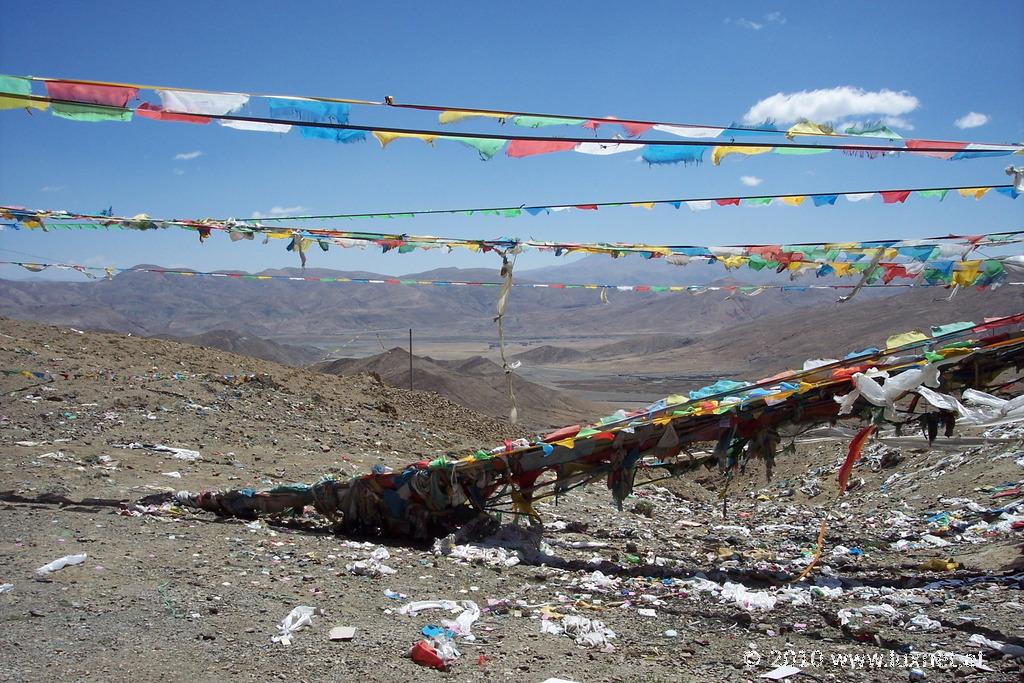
[272,605,316,645]
[35,553,87,578]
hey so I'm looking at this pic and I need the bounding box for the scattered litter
[162,471,182,479]
[541,614,616,649]
[918,558,959,572]
[968,633,1024,658]
[0,583,13,594]
[119,443,201,461]
[760,665,801,680]
[271,605,317,645]
[721,582,777,612]
[328,626,355,641]
[906,614,941,631]
[35,553,87,578]
[399,600,480,640]
[346,547,396,576]
[410,637,458,670]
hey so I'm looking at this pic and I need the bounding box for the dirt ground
[1,318,1022,682]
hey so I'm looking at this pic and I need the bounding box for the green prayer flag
[0,74,45,110]
[510,115,585,127]
[743,197,773,206]
[917,190,948,201]
[448,136,505,160]
[773,147,830,155]
[50,102,132,122]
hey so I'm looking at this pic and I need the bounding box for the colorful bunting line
[3,81,1021,166]
[5,203,1022,286]
[3,261,1017,296]
[9,73,1022,151]
[222,183,1015,223]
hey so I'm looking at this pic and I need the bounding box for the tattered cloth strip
[4,261,1022,297]
[837,425,877,494]
[494,253,519,424]
[162,316,1024,544]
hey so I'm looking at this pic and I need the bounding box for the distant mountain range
[0,258,840,344]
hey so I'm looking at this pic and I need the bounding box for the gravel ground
[1,318,1021,682]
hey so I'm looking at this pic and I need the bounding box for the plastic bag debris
[442,543,520,567]
[906,614,941,631]
[721,582,777,612]
[0,583,13,594]
[968,633,1024,658]
[541,614,616,649]
[760,665,801,680]
[346,547,396,576]
[35,553,87,578]
[410,639,451,670]
[272,605,317,645]
[399,600,480,640]
[123,443,201,461]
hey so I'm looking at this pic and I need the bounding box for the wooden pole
[409,328,413,391]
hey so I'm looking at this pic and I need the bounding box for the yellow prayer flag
[712,145,773,166]
[372,131,437,148]
[957,187,991,200]
[437,110,507,125]
[779,195,806,206]
[0,96,47,111]
[785,121,835,138]
[952,260,982,286]
[886,330,929,348]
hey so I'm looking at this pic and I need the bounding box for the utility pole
[408,328,413,391]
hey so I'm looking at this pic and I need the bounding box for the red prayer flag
[135,102,210,125]
[904,139,967,160]
[715,198,741,206]
[882,264,908,283]
[45,81,138,107]
[880,190,911,204]
[574,204,599,210]
[506,139,576,158]
[621,122,653,137]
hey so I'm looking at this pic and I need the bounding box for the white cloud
[954,111,989,129]
[728,12,785,30]
[740,175,763,187]
[742,86,919,125]
[40,185,65,192]
[174,150,203,161]
[250,205,307,219]
[879,116,914,131]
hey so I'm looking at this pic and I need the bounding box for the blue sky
[1,0,1022,280]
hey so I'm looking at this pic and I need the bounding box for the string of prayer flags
[4,73,1021,164]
